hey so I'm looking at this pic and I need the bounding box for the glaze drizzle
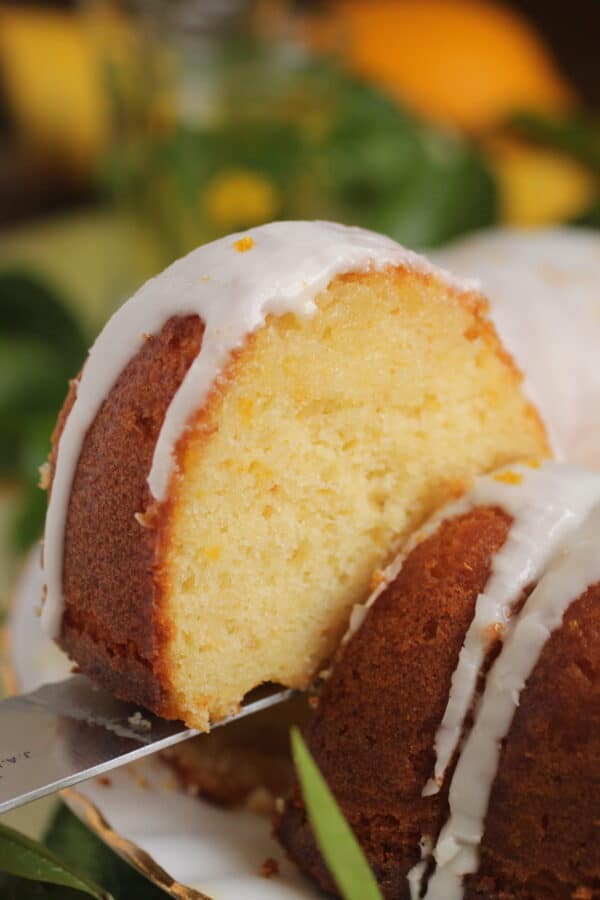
[42,220,472,637]
[400,461,600,899]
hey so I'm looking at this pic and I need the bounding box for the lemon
[485,137,595,226]
[204,170,280,230]
[309,0,574,132]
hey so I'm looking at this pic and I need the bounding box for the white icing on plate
[42,220,476,638]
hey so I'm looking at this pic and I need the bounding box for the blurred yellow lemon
[485,137,595,226]
[204,170,280,230]
[0,5,138,182]
[312,0,574,131]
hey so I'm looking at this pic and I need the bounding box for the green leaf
[44,805,168,899]
[12,481,47,551]
[508,111,600,174]
[0,872,90,898]
[291,728,383,900]
[572,199,600,228]
[0,823,112,899]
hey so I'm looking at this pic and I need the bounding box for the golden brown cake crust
[470,584,600,899]
[50,315,204,716]
[276,507,600,899]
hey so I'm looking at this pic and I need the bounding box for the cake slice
[42,221,548,729]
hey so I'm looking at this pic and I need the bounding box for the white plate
[8,550,316,900]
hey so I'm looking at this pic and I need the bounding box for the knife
[0,675,292,814]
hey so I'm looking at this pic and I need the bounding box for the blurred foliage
[574,203,600,229]
[314,80,496,247]
[104,46,497,262]
[0,271,87,550]
[510,111,600,172]
[506,111,600,221]
[0,804,166,898]
[0,210,164,333]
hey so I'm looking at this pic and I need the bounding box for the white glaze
[423,463,600,797]
[396,460,600,898]
[425,502,600,899]
[42,220,474,636]
[408,835,433,900]
[434,227,600,467]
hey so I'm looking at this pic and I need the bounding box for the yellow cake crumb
[204,545,222,561]
[369,569,386,591]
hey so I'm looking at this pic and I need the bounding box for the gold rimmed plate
[5,549,314,900]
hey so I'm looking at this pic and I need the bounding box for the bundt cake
[41,220,548,730]
[277,459,600,899]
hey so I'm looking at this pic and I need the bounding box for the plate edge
[2,554,213,900]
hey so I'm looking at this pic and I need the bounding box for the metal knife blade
[0,675,293,814]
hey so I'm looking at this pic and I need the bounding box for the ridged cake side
[277,507,512,896]
[277,462,600,899]
[49,315,204,717]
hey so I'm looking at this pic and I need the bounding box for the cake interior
[159,268,546,727]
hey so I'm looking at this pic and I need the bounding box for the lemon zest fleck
[493,470,523,486]
[234,236,255,253]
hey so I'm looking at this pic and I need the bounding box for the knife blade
[0,675,293,814]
